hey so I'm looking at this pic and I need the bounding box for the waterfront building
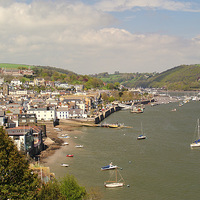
[27,107,56,121]
[6,126,34,155]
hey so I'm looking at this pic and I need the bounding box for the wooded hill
[1,63,200,90]
[140,64,200,90]
[93,64,200,90]
[0,63,104,89]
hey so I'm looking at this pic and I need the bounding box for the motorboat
[66,154,74,157]
[101,162,118,171]
[75,145,84,148]
[61,163,69,167]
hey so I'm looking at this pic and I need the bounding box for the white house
[0,111,5,126]
[68,108,87,119]
[59,83,69,89]
[16,89,28,95]
[9,89,27,96]
[0,77,4,85]
[11,79,22,86]
[27,107,56,121]
[56,107,69,119]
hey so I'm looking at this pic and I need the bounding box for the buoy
[120,168,123,170]
[127,184,130,187]
[129,161,132,164]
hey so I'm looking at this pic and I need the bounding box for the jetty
[94,106,121,124]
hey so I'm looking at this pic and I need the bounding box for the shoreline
[39,121,84,163]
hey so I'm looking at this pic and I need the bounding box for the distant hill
[0,63,103,89]
[91,72,156,88]
[143,64,200,90]
[0,63,75,75]
[93,64,200,90]
[1,63,200,90]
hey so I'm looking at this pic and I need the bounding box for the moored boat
[137,135,146,140]
[75,145,84,148]
[66,154,74,157]
[104,168,125,188]
[63,142,69,145]
[190,119,200,148]
[131,106,143,113]
[61,163,69,167]
[137,122,146,140]
[101,162,118,171]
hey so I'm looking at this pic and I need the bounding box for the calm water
[44,101,200,200]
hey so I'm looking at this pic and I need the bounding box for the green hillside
[0,63,34,69]
[145,64,200,90]
[93,64,200,90]
[92,72,155,88]
[0,63,103,89]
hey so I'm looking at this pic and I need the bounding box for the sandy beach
[39,120,84,163]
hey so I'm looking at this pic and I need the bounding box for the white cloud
[94,0,199,12]
[0,0,199,74]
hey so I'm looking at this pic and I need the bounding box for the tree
[0,128,39,199]
[37,175,87,200]
[37,179,62,200]
[60,174,86,200]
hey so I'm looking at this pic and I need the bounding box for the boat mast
[198,119,200,138]
[141,122,143,135]
[115,168,117,182]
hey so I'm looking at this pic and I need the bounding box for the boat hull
[137,136,146,140]
[61,164,69,167]
[66,154,74,157]
[101,165,118,170]
[104,182,124,188]
[190,142,200,148]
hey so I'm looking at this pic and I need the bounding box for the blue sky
[0,0,200,74]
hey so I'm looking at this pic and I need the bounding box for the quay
[94,106,122,124]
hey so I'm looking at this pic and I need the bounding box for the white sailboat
[190,119,200,148]
[104,168,125,188]
[137,122,146,140]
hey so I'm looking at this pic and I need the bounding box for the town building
[27,107,56,121]
[6,126,34,155]
[18,113,37,126]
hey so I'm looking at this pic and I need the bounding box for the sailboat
[190,119,200,148]
[137,122,146,140]
[104,168,125,188]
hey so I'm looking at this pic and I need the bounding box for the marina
[44,99,200,200]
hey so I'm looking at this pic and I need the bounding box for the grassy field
[0,63,34,69]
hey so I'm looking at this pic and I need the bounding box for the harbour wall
[94,106,122,124]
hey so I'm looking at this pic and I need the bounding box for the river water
[44,101,200,200]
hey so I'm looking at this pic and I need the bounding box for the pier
[94,106,122,124]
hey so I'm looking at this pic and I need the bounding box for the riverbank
[39,122,84,162]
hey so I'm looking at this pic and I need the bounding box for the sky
[0,0,200,74]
